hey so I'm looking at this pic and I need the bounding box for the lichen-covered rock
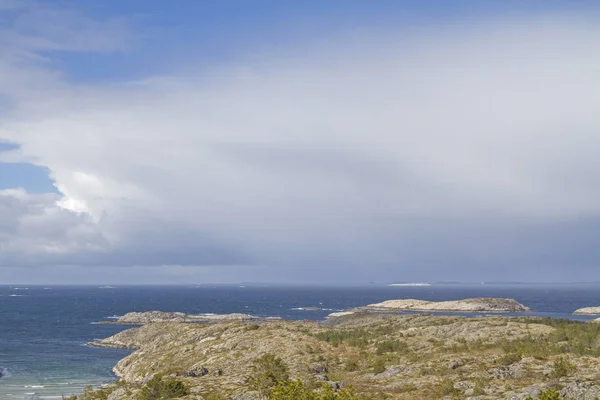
[559,382,600,400]
[186,365,209,377]
[107,387,127,400]
[489,364,526,380]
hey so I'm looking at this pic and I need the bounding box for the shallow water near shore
[1,284,600,399]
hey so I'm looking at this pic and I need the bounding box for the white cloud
[0,188,109,266]
[1,10,600,279]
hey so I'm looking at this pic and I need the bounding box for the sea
[1,284,600,399]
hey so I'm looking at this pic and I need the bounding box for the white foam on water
[1,367,11,379]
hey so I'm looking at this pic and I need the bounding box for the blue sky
[1,0,600,283]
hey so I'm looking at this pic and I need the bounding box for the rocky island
[69,298,600,400]
[573,307,600,315]
[357,297,531,313]
[103,311,261,325]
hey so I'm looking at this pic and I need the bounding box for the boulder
[310,364,328,374]
[186,365,209,377]
[448,360,463,370]
[489,364,526,380]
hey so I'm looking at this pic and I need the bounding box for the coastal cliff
[80,309,600,400]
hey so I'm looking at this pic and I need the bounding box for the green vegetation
[74,313,600,399]
[249,353,291,399]
[549,357,576,379]
[497,352,522,366]
[525,388,562,400]
[270,380,360,400]
[313,329,371,348]
[135,375,189,400]
[431,379,460,398]
[375,339,409,355]
[63,386,109,400]
[507,318,600,356]
[372,358,386,374]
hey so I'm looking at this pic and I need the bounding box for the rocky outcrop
[559,382,600,400]
[573,306,600,315]
[326,311,356,319]
[359,297,531,312]
[104,311,259,325]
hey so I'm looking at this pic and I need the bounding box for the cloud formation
[1,6,600,281]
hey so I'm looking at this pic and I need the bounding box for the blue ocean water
[1,284,600,399]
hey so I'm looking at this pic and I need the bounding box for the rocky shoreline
[71,298,600,399]
[83,311,600,400]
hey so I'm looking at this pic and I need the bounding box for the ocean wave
[0,367,11,379]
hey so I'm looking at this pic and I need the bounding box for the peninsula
[70,298,600,400]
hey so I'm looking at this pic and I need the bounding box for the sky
[1,0,600,284]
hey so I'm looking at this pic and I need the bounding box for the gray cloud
[0,189,110,266]
[1,11,600,282]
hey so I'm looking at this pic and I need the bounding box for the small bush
[432,379,460,398]
[270,380,360,400]
[375,340,410,355]
[372,358,386,374]
[135,375,189,400]
[549,357,576,378]
[312,329,372,348]
[497,352,522,366]
[525,388,561,400]
[345,359,360,372]
[249,354,290,399]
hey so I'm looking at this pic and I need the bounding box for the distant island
[358,297,531,313]
[388,283,431,287]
